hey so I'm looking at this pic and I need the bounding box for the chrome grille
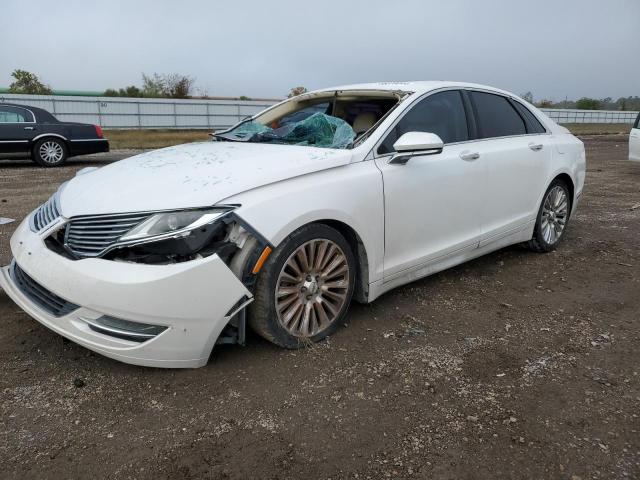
[65,212,151,257]
[31,194,61,232]
[11,262,79,317]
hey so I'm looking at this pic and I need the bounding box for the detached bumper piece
[10,262,79,317]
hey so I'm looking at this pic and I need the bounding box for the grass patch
[564,123,632,135]
[104,129,211,150]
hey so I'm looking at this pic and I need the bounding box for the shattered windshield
[215,92,403,149]
[228,113,356,149]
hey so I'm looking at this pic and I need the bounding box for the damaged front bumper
[0,218,252,368]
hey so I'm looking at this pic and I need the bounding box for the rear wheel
[528,179,571,252]
[249,223,355,348]
[33,138,68,167]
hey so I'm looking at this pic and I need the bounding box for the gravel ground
[0,137,639,479]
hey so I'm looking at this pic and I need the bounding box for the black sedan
[0,103,109,167]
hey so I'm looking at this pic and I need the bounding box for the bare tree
[287,86,308,98]
[164,73,195,99]
[521,91,534,104]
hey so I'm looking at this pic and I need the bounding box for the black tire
[32,137,68,167]
[248,223,356,348]
[527,178,572,253]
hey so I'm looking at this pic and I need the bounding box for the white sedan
[630,112,640,162]
[0,82,586,368]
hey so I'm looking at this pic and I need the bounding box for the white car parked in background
[630,113,640,162]
[0,81,586,368]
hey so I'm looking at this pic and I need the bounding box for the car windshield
[214,91,403,149]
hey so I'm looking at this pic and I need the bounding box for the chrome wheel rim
[39,141,64,164]
[541,186,568,244]
[275,239,350,338]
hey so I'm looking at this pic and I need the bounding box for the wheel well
[31,136,69,154]
[315,219,370,303]
[553,173,575,207]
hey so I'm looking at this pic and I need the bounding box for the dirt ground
[0,137,638,480]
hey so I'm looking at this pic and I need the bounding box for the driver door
[374,90,487,281]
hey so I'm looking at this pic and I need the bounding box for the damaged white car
[0,82,586,368]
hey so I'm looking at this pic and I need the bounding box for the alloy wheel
[275,239,350,337]
[541,185,568,244]
[39,141,64,164]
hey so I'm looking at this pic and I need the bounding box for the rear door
[0,105,37,154]
[468,91,552,246]
[630,113,640,162]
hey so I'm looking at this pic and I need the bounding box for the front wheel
[33,138,68,167]
[248,224,356,348]
[528,179,572,252]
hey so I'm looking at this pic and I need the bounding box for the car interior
[256,90,406,138]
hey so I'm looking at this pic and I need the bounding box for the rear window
[635,113,640,129]
[0,105,32,123]
[512,101,547,134]
[471,91,526,139]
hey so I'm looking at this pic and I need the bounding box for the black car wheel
[33,137,68,167]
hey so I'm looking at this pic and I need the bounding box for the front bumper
[0,218,251,368]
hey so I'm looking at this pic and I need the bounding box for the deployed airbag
[233,113,356,149]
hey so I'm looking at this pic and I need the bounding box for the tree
[521,91,534,104]
[536,99,554,108]
[239,95,252,101]
[141,73,166,98]
[163,73,194,99]
[8,69,53,95]
[103,85,143,97]
[287,86,308,98]
[140,73,194,98]
[575,97,601,110]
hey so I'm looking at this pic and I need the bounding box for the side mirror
[390,132,444,165]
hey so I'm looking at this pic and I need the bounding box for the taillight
[94,125,103,138]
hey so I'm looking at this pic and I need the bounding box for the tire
[527,179,572,253]
[32,137,68,167]
[248,223,356,348]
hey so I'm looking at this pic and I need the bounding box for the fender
[31,133,69,143]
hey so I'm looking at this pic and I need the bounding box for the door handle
[24,126,35,130]
[529,142,544,151]
[460,151,480,161]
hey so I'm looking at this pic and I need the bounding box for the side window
[512,101,547,134]
[471,92,526,139]
[378,90,469,154]
[635,113,640,129]
[0,106,31,123]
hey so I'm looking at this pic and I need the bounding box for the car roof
[312,81,517,97]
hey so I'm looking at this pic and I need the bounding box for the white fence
[0,93,276,130]
[1,93,637,129]
[540,108,638,124]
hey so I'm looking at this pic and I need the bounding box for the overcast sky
[2,0,638,101]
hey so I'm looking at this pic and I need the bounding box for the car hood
[59,142,353,217]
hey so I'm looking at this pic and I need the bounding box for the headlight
[119,208,229,243]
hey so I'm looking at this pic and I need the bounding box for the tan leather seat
[352,112,378,134]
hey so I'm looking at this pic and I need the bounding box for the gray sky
[2,0,638,101]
